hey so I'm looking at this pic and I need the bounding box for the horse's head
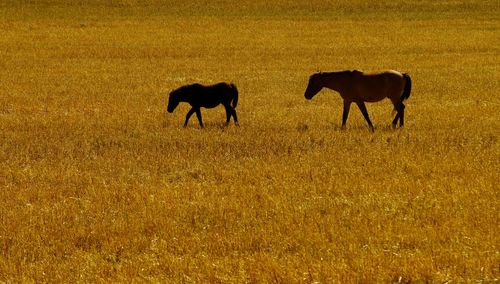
[167,89,180,113]
[304,73,323,100]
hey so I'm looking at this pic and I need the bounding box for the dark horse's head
[167,88,181,113]
[304,73,324,100]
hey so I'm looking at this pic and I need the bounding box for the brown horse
[304,70,412,131]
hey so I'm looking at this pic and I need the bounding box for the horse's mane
[311,70,361,82]
[319,70,361,76]
[178,83,201,91]
[171,83,202,95]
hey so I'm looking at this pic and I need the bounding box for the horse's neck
[322,73,349,93]
[178,88,193,103]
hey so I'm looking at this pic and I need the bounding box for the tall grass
[0,0,498,282]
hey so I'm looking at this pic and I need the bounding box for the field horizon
[0,1,498,282]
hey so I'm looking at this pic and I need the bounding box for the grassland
[0,0,499,282]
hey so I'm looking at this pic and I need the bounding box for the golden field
[0,1,498,282]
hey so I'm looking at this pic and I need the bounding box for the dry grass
[0,0,499,282]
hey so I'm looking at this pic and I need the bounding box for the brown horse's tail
[230,83,238,108]
[401,73,412,102]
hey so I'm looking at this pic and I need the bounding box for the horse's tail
[401,73,412,102]
[230,83,238,108]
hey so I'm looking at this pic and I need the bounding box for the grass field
[0,0,499,282]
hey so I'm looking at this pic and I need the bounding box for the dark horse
[167,82,239,128]
[304,70,412,131]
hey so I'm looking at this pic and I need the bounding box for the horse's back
[208,83,235,99]
[351,70,405,102]
[359,70,403,80]
[378,71,406,99]
[189,82,235,108]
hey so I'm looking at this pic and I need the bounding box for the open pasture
[0,1,499,282]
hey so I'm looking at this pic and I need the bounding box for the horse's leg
[184,107,196,127]
[390,98,402,129]
[342,100,351,129]
[391,102,405,128]
[392,112,400,129]
[223,104,232,126]
[223,102,239,126]
[356,102,374,132]
[232,108,239,126]
[399,103,405,127]
[195,108,203,128]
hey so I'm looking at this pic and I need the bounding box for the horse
[304,70,412,131]
[167,82,239,128]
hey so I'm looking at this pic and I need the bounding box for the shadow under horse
[167,82,239,128]
[304,70,412,131]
